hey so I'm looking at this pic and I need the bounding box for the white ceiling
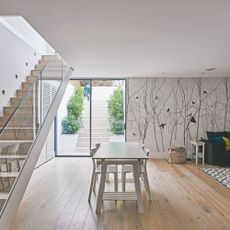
[0,0,230,77]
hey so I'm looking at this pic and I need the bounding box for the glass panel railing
[0,55,70,214]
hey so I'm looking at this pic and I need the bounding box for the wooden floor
[11,158,230,230]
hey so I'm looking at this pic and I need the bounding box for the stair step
[10,97,33,106]
[0,192,9,200]
[78,133,110,137]
[39,59,63,65]
[21,82,34,90]
[31,69,64,77]
[0,172,19,177]
[26,76,39,83]
[77,137,110,142]
[35,64,68,71]
[27,74,63,81]
[3,106,33,117]
[82,127,109,130]
[78,129,109,132]
[42,55,59,61]
[76,141,110,147]
[0,140,33,146]
[16,89,33,98]
[0,116,33,127]
[0,129,34,140]
[0,155,27,159]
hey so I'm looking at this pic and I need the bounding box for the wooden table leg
[96,160,107,214]
[133,162,144,213]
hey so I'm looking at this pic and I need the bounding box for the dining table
[93,142,148,214]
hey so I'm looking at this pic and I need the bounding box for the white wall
[0,16,54,55]
[0,23,41,115]
[0,16,56,116]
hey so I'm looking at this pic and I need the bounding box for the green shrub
[62,86,84,134]
[107,86,124,134]
[62,115,82,134]
[67,87,84,120]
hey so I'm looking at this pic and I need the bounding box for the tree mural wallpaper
[126,77,230,157]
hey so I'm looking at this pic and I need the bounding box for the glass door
[91,80,125,149]
[56,80,91,156]
[56,79,126,156]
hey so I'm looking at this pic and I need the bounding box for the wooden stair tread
[0,155,27,159]
[0,192,9,200]
[0,172,19,177]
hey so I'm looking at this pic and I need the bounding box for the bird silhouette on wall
[203,90,207,94]
[192,101,195,105]
[166,108,170,112]
[159,123,166,129]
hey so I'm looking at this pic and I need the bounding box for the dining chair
[140,143,145,150]
[121,148,151,200]
[88,147,118,202]
[95,143,100,150]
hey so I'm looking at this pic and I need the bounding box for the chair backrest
[95,143,100,150]
[145,149,150,157]
[141,143,145,150]
[90,147,97,157]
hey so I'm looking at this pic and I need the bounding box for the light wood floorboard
[11,158,230,230]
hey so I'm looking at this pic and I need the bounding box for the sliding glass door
[56,79,125,156]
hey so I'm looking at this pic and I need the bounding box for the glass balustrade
[0,55,70,214]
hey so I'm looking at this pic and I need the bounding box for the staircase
[0,55,73,229]
[75,100,111,153]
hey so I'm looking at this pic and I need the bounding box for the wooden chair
[121,149,151,200]
[88,147,118,202]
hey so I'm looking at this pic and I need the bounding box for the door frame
[55,78,127,157]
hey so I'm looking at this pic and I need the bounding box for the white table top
[190,140,205,145]
[93,142,147,160]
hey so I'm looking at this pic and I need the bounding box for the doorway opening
[56,79,126,156]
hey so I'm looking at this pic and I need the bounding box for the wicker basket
[167,146,187,164]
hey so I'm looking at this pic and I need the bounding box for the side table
[190,140,205,165]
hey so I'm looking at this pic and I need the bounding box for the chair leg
[143,170,151,201]
[93,173,98,192]
[122,172,126,192]
[88,171,95,202]
[106,173,110,182]
[114,172,118,192]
